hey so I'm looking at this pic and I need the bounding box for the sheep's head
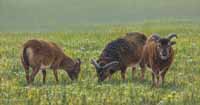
[68,58,81,80]
[151,33,177,60]
[91,59,119,82]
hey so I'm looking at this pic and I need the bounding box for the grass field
[0,20,200,105]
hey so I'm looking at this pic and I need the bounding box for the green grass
[0,20,200,105]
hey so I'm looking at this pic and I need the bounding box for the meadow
[0,20,200,105]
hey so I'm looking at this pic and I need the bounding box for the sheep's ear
[170,41,176,46]
[76,58,81,64]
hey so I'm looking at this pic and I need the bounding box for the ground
[0,20,200,105]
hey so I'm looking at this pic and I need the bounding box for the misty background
[0,0,200,32]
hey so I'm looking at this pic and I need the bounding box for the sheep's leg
[151,73,156,87]
[53,69,59,83]
[158,74,162,87]
[155,75,160,88]
[24,67,30,84]
[161,74,165,85]
[42,69,46,84]
[21,56,30,84]
[132,67,136,80]
[51,63,60,83]
[140,62,146,81]
[29,67,40,84]
[160,70,167,86]
[108,74,112,80]
[151,72,160,88]
[140,68,145,81]
[121,67,127,80]
[121,71,126,80]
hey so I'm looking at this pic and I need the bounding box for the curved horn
[102,61,119,69]
[91,59,101,70]
[168,33,177,40]
[151,33,160,41]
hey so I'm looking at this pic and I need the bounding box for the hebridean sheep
[141,33,177,87]
[91,32,147,81]
[21,39,81,85]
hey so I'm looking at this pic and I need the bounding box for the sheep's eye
[99,63,104,66]
[168,42,171,46]
[99,71,104,76]
[158,44,161,48]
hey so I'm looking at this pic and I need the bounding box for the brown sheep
[21,39,81,85]
[91,32,147,81]
[141,33,177,87]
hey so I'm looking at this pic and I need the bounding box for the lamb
[91,32,147,81]
[21,39,81,85]
[141,33,177,87]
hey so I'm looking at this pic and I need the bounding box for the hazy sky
[0,0,200,32]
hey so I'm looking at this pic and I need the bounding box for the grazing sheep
[141,33,177,87]
[91,32,147,81]
[21,39,81,85]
